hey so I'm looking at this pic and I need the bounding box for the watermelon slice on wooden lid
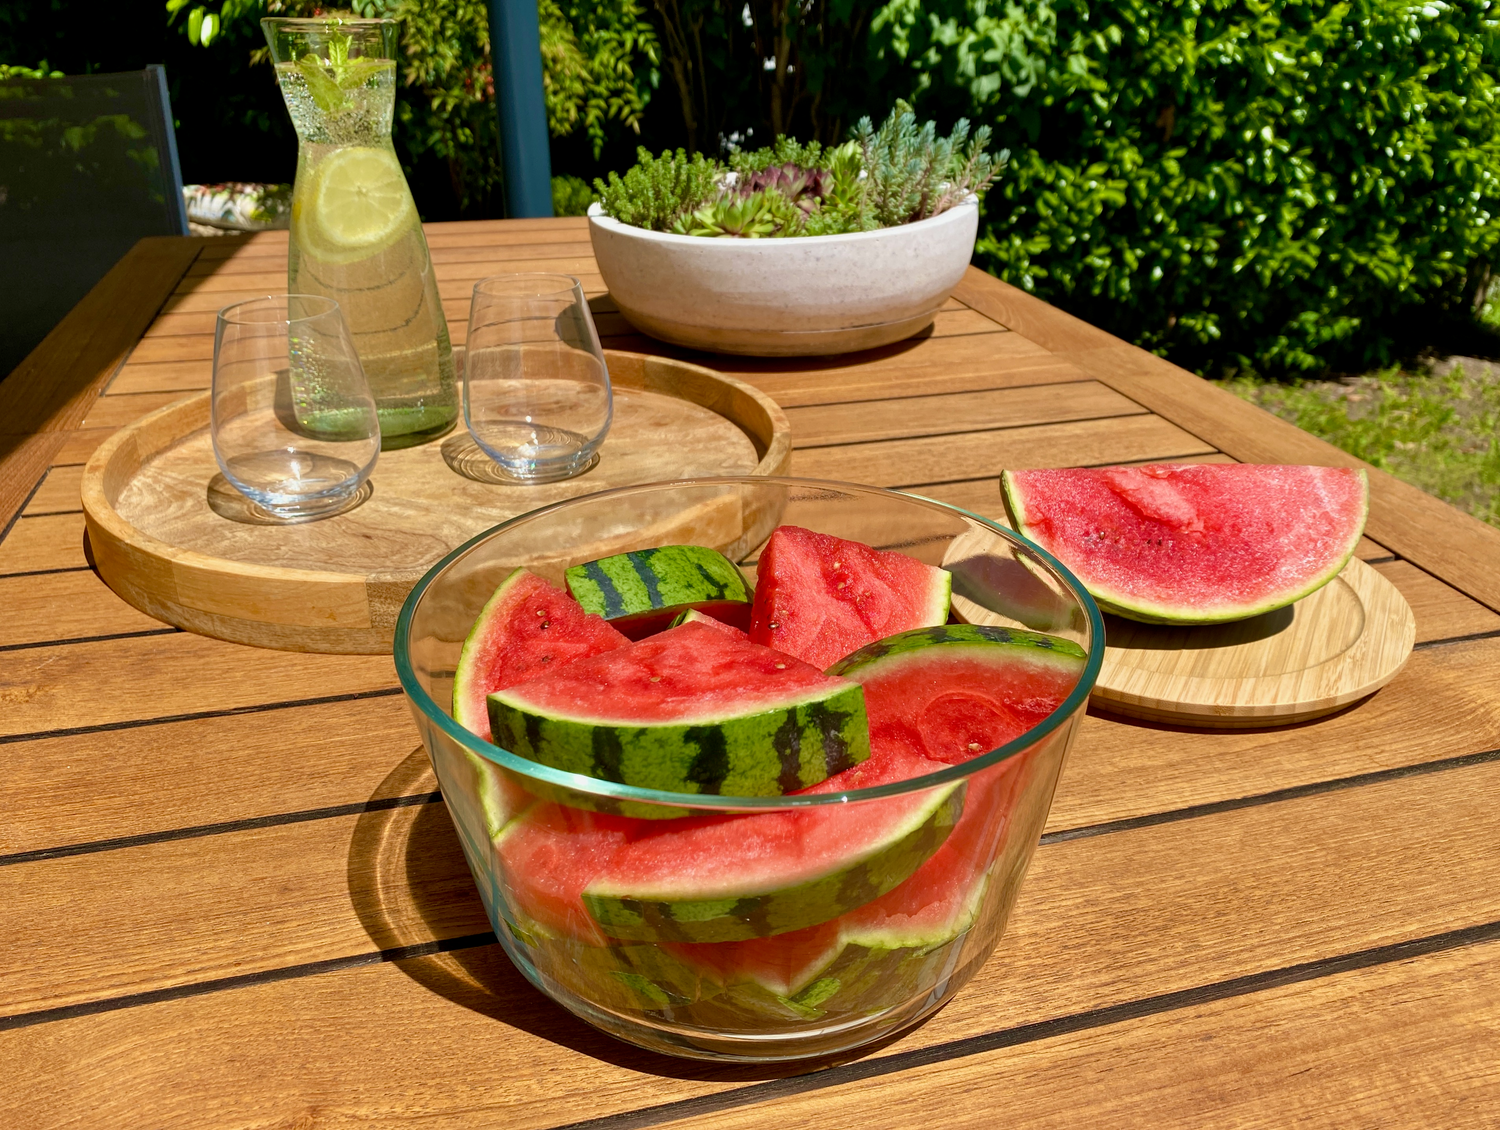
[749,525,952,670]
[1001,464,1369,624]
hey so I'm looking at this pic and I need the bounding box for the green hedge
[878,0,1500,375]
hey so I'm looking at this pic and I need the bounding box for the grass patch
[1225,361,1500,528]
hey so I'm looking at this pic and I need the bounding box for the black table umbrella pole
[489,0,554,217]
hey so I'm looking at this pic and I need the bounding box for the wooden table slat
[790,413,1217,486]
[0,697,424,859]
[0,512,87,576]
[662,939,1500,1130]
[18,466,84,516]
[6,758,1499,1124]
[0,633,397,739]
[0,569,167,649]
[784,380,1144,448]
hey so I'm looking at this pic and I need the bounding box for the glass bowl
[395,477,1103,1062]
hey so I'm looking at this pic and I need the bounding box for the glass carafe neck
[263,17,398,145]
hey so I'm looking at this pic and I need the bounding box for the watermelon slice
[749,525,952,671]
[493,738,964,948]
[566,545,753,638]
[1001,464,1369,624]
[452,569,628,742]
[494,803,638,946]
[658,628,1082,1006]
[444,570,630,861]
[669,606,751,641]
[580,739,963,943]
[487,621,870,796]
[830,624,1088,765]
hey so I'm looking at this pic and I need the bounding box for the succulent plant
[594,147,724,232]
[852,101,999,227]
[595,106,999,237]
[737,163,833,214]
[671,190,804,237]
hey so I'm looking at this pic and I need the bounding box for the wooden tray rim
[79,350,791,648]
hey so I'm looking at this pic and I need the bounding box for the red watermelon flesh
[659,636,1073,996]
[492,620,847,726]
[839,743,1028,949]
[749,526,953,670]
[1002,464,1369,623]
[452,569,628,742]
[858,649,1081,765]
[658,744,1033,997]
[581,738,951,926]
[495,736,947,948]
[493,803,637,946]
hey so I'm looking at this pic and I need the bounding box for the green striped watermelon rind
[580,778,966,943]
[668,607,749,638]
[565,545,752,626]
[487,682,870,798]
[827,622,1089,678]
[1000,468,1370,625]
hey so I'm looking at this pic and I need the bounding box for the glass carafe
[262,17,458,449]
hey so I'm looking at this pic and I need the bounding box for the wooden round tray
[82,351,790,654]
[1091,556,1415,727]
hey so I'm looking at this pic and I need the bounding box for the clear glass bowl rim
[393,475,1106,812]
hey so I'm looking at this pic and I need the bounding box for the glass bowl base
[524,953,987,1063]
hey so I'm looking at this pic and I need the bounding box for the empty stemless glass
[212,294,380,520]
[463,273,612,482]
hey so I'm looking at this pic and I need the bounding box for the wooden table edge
[0,235,220,532]
[952,267,1500,615]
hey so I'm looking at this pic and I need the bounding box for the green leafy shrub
[167,0,659,215]
[874,0,1500,376]
[0,62,63,80]
[551,173,597,215]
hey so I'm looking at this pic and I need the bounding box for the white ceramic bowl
[587,198,979,356]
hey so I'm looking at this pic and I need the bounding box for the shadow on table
[344,747,925,1083]
[586,291,943,375]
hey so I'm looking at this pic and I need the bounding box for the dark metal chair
[0,65,188,379]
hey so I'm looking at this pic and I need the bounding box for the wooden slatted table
[5,219,1500,1126]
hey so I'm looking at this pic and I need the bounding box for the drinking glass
[463,273,612,482]
[212,294,380,520]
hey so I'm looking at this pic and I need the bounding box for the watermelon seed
[650,675,662,682]
[968,742,982,751]
[775,663,786,669]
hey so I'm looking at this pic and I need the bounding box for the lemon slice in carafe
[300,146,416,260]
